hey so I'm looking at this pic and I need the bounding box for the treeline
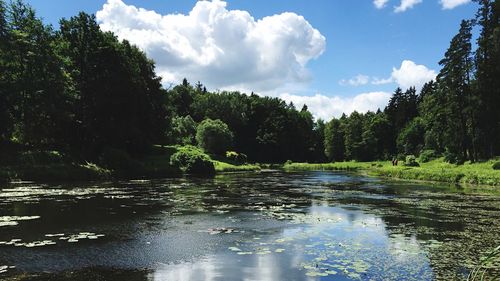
[165,80,325,163]
[0,1,168,156]
[325,0,500,163]
[0,0,498,165]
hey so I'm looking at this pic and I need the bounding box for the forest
[0,0,499,176]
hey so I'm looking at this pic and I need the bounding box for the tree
[6,0,73,147]
[397,117,425,156]
[436,20,475,162]
[474,0,500,157]
[168,115,197,145]
[324,117,345,162]
[0,0,12,142]
[362,111,391,160]
[384,87,419,155]
[59,13,167,155]
[196,119,233,155]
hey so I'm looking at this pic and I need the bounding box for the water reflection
[0,171,499,280]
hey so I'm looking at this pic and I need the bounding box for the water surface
[0,171,499,280]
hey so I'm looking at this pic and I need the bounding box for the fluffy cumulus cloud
[280,92,392,120]
[96,0,326,92]
[440,0,471,9]
[374,0,390,9]
[394,0,423,12]
[391,60,436,90]
[339,74,370,86]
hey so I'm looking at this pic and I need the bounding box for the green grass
[284,158,500,186]
[213,161,260,172]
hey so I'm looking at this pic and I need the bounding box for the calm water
[0,171,499,280]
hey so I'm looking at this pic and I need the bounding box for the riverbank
[2,144,498,187]
[0,145,261,183]
[284,159,500,186]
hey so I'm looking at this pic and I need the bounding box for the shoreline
[1,159,499,188]
[283,160,500,187]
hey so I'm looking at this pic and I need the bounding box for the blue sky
[24,0,477,119]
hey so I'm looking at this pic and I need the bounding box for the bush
[170,149,215,175]
[226,151,248,164]
[444,149,464,164]
[196,119,233,155]
[493,161,500,170]
[404,155,420,167]
[19,150,64,165]
[419,149,438,163]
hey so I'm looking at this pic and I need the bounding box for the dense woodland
[0,0,498,165]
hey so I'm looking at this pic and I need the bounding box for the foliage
[0,0,499,181]
[492,161,500,170]
[397,118,425,156]
[419,149,439,163]
[170,146,215,175]
[168,115,197,145]
[404,155,420,167]
[467,245,500,281]
[196,119,233,155]
[225,151,247,164]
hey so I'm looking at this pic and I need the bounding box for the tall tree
[59,13,167,154]
[436,20,475,162]
[7,0,72,147]
[474,0,500,157]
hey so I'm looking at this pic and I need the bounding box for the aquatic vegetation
[468,245,500,281]
[1,171,500,280]
[0,232,105,248]
[198,227,240,235]
[0,265,16,274]
[0,216,40,227]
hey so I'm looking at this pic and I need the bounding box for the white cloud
[394,0,422,12]
[440,0,471,9]
[339,74,370,86]
[280,92,392,120]
[372,77,393,85]
[391,60,436,91]
[96,0,326,92]
[374,0,390,9]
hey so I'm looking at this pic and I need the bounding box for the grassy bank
[0,145,260,183]
[284,158,500,186]
[213,161,260,172]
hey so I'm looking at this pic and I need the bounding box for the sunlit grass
[284,158,500,186]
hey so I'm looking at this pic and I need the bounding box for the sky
[24,0,477,120]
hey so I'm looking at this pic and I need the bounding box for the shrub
[444,149,464,164]
[404,155,420,167]
[419,149,438,163]
[493,161,500,170]
[226,151,238,161]
[19,150,64,165]
[226,151,248,164]
[170,149,215,175]
[196,119,233,155]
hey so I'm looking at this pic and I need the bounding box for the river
[0,171,499,280]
